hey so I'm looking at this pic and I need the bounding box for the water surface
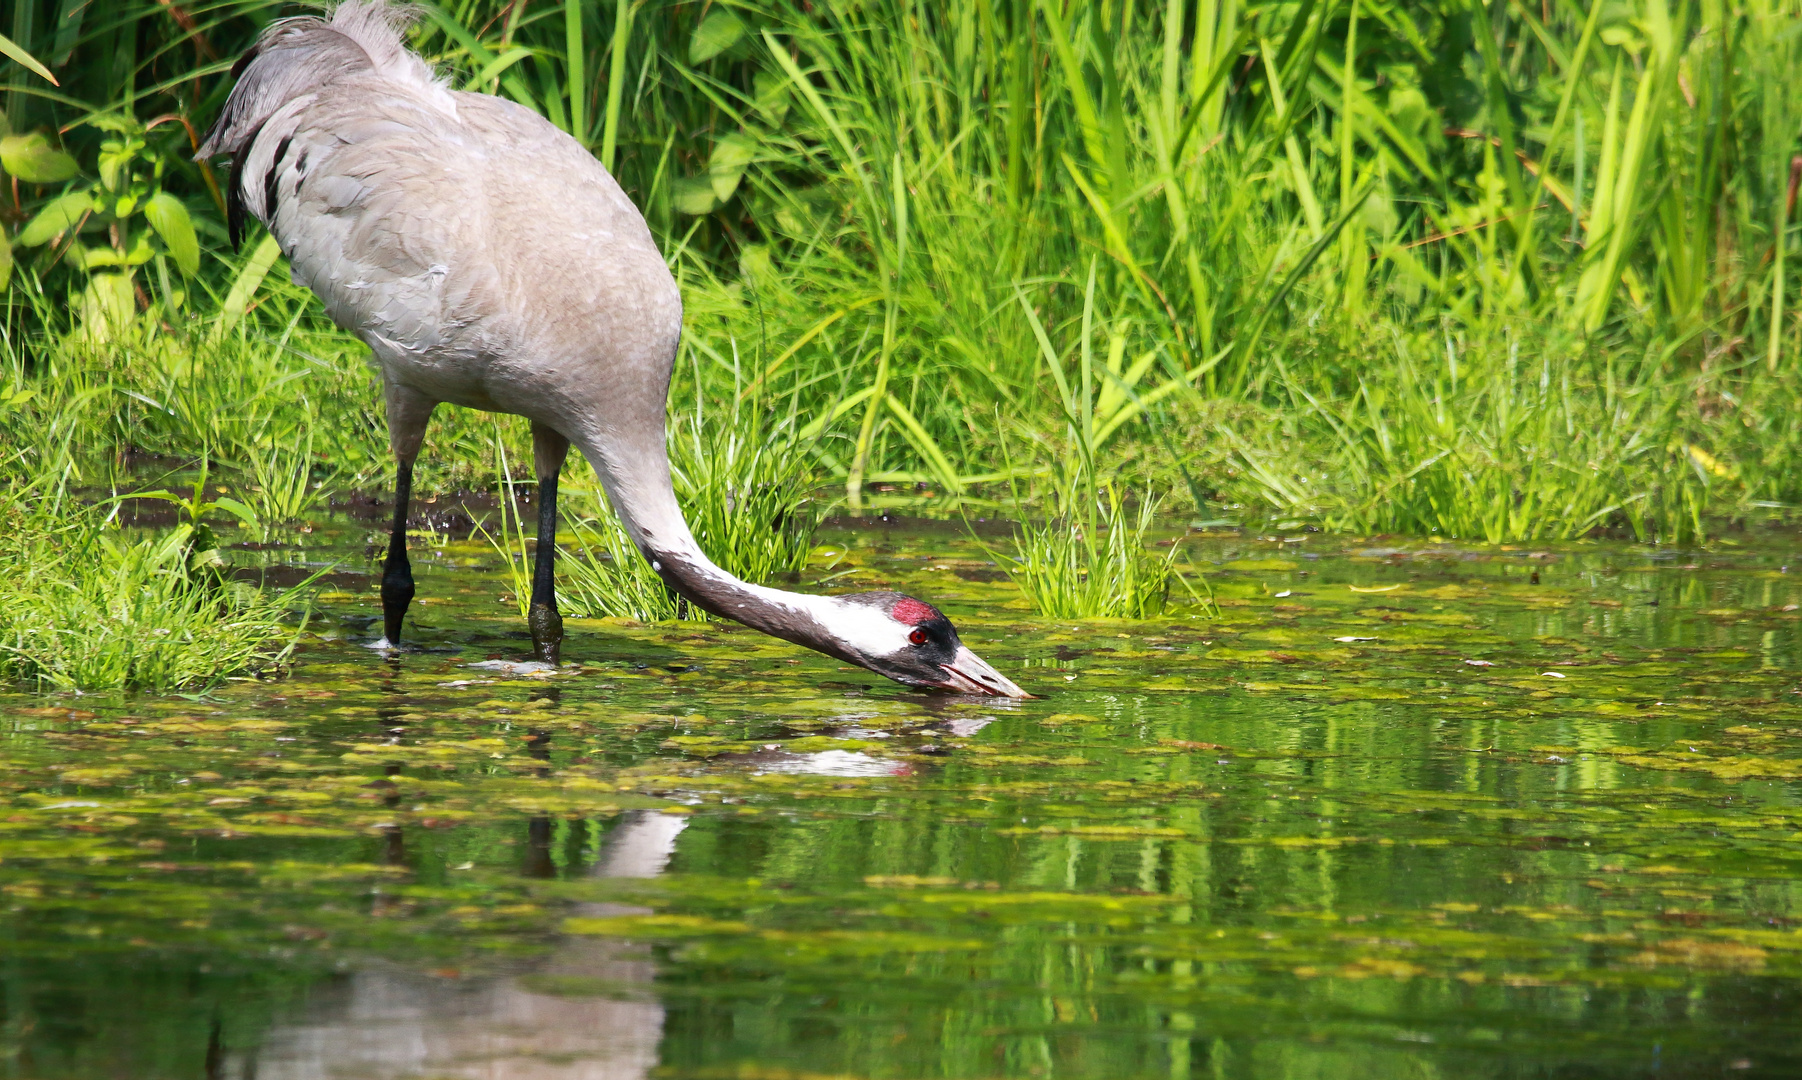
[4,514,1802,1078]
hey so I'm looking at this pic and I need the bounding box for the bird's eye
[908,628,928,646]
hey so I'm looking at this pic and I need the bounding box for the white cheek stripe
[828,603,914,658]
[743,585,912,658]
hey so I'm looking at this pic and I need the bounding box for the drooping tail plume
[196,0,430,160]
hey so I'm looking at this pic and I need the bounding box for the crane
[198,0,1026,698]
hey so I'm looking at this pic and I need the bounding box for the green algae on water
[5,520,1802,1076]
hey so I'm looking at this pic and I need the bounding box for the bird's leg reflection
[226,809,688,1079]
[521,710,559,878]
[564,816,590,876]
[523,815,556,879]
[373,676,409,873]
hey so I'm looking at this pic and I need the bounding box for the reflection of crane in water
[223,810,688,1080]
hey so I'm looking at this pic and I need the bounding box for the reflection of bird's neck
[596,811,689,879]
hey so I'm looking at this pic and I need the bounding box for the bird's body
[200,0,1025,697]
[205,10,679,547]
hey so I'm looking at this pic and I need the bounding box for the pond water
[4,510,1802,1078]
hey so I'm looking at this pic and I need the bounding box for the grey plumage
[197,2,428,159]
[199,0,1027,697]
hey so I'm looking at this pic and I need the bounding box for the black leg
[527,472,563,663]
[527,423,570,665]
[380,458,415,647]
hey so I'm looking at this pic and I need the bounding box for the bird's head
[807,592,1028,697]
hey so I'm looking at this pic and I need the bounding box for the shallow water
[5,514,1802,1078]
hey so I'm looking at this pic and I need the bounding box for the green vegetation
[0,363,308,689]
[4,0,1801,550]
[0,490,303,690]
[10,7,1802,1070]
[1001,264,1186,616]
[2,0,1802,671]
[1005,483,1183,617]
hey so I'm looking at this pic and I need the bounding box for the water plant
[1005,481,1181,620]
[2,520,1800,1073]
[0,489,305,691]
[999,262,1184,619]
[126,456,260,558]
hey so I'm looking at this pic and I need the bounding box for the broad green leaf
[98,142,130,192]
[84,114,138,134]
[0,32,57,85]
[753,71,790,126]
[77,246,125,270]
[0,133,79,183]
[209,496,263,528]
[17,191,95,247]
[145,192,199,275]
[689,9,746,64]
[79,232,153,270]
[673,176,718,216]
[77,272,136,341]
[214,233,282,338]
[708,132,757,202]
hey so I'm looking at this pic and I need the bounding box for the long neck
[574,439,846,657]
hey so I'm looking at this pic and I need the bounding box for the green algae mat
[4,518,1802,1078]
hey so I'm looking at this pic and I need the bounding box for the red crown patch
[891,598,940,625]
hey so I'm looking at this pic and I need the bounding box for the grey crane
[198,0,1026,698]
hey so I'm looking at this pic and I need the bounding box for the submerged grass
[1,525,1801,1072]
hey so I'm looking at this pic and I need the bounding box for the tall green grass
[0,513,302,690]
[5,0,1802,547]
[1001,260,1186,618]
[1005,484,1183,619]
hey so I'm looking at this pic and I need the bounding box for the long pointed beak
[938,645,1031,698]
